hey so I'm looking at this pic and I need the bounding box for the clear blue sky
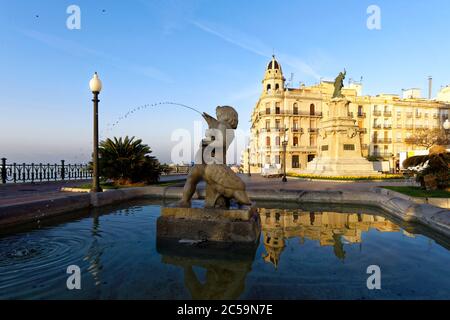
[1,0,449,163]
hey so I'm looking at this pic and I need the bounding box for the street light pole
[444,119,450,146]
[89,72,103,193]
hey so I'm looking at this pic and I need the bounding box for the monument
[304,71,381,176]
[157,106,260,244]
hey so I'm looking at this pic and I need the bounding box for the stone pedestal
[305,97,380,176]
[156,202,261,244]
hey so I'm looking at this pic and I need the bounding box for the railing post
[1,158,6,184]
[13,163,17,183]
[61,160,65,180]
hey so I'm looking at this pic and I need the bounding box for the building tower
[262,55,285,93]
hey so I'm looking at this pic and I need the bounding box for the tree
[403,146,450,190]
[97,136,161,185]
[404,128,450,149]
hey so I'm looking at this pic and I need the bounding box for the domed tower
[262,55,285,94]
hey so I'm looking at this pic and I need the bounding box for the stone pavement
[0,175,188,207]
[238,174,417,192]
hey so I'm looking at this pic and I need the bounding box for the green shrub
[95,136,162,185]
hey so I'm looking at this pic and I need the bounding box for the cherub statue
[332,69,346,99]
[178,106,251,208]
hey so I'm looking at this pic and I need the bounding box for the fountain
[157,106,260,244]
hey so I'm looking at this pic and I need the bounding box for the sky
[0,0,449,164]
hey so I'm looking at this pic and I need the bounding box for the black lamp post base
[282,176,287,182]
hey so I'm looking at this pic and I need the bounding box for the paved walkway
[0,175,188,207]
[238,174,417,192]
[0,174,417,207]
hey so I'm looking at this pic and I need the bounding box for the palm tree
[98,136,161,185]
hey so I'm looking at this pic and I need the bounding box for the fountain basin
[157,203,260,243]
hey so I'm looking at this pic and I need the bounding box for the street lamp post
[282,129,289,182]
[89,72,103,193]
[247,146,251,177]
[444,119,450,145]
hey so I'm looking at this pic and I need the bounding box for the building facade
[244,56,450,173]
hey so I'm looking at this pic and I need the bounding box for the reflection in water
[157,240,256,300]
[84,214,103,287]
[259,209,400,267]
[1,200,449,300]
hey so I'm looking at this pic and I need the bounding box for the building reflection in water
[259,208,400,268]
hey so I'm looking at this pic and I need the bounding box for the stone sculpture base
[305,97,380,177]
[305,158,381,177]
[156,203,261,244]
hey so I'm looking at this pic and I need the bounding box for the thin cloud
[18,29,172,83]
[190,20,321,80]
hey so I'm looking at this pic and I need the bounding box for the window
[292,155,300,168]
[310,104,315,115]
[265,103,270,114]
[344,144,355,151]
[275,83,280,91]
[265,155,270,164]
[307,155,315,162]
[266,84,271,92]
[293,103,299,115]
[275,136,280,146]
[275,102,281,114]
[309,135,316,147]
[293,136,299,146]
[265,120,270,130]
[275,155,280,164]
[266,136,271,147]
[275,119,281,129]
[358,105,363,116]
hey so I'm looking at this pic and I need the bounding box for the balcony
[308,128,318,133]
[373,110,382,117]
[373,138,392,144]
[384,111,392,117]
[359,128,367,134]
[383,124,392,129]
[372,152,393,158]
[292,128,304,133]
[373,124,382,129]
[290,146,316,152]
[415,113,422,118]
[258,111,323,117]
[357,112,366,118]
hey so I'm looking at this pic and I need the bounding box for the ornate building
[244,56,450,173]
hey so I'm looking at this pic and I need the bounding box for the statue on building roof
[332,69,346,99]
